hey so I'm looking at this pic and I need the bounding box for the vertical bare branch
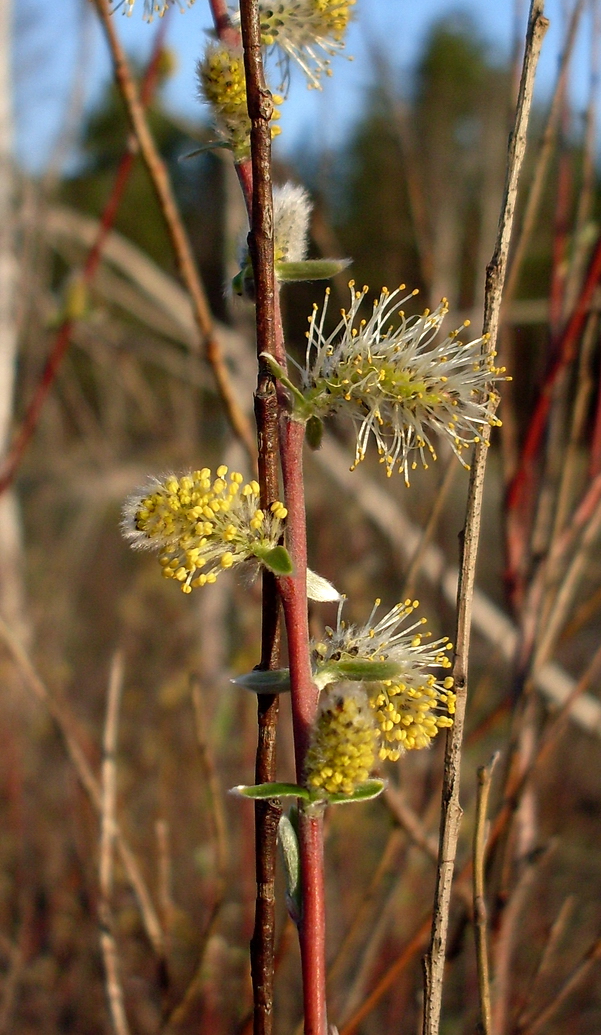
[422,5,548,1033]
[236,3,284,1033]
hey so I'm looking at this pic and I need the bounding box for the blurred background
[1,0,601,1032]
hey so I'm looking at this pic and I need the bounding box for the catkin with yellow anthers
[122,468,288,593]
[367,674,456,761]
[305,686,378,797]
[198,43,284,161]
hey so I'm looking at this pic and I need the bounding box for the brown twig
[235,2,285,1033]
[91,0,255,461]
[99,652,131,1035]
[422,6,548,1032]
[473,753,499,1035]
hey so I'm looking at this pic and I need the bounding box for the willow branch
[236,2,284,1033]
[422,5,548,1033]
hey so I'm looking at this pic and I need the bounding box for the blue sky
[13,0,597,173]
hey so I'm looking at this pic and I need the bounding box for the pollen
[198,43,283,161]
[122,469,288,593]
[305,685,378,797]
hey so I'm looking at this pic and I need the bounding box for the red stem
[278,419,319,773]
[297,809,328,1035]
[278,417,328,1035]
[505,227,601,597]
[0,19,168,495]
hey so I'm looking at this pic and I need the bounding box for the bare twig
[422,9,548,1030]
[473,753,499,1035]
[235,1,285,1032]
[492,843,554,1035]
[99,652,131,1035]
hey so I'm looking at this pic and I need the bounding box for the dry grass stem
[473,753,499,1035]
[0,616,164,956]
[516,933,601,1035]
[99,652,131,1035]
[515,895,576,1028]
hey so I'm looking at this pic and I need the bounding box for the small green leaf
[231,669,291,694]
[180,141,231,160]
[327,779,386,805]
[275,258,352,282]
[314,659,404,690]
[261,546,294,576]
[231,782,310,800]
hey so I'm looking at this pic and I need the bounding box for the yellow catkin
[305,686,378,797]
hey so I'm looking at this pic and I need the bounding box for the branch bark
[422,5,548,1033]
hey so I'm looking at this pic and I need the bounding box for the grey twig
[422,4,549,1033]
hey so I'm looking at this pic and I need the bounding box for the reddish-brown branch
[278,417,327,1035]
[279,419,318,774]
[234,3,284,1034]
[588,369,601,478]
[0,20,168,495]
[505,228,601,601]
